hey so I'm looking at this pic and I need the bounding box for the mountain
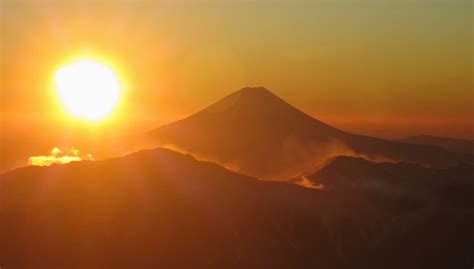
[143,87,472,180]
[398,134,474,155]
[1,148,472,268]
[299,156,474,268]
[303,155,474,207]
[0,148,358,268]
[0,148,373,268]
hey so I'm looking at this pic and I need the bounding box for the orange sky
[1,0,473,140]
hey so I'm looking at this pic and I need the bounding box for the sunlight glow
[55,60,120,120]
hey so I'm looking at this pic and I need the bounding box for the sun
[55,60,121,121]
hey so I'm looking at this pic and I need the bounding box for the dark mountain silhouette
[0,148,370,268]
[300,156,474,268]
[1,148,473,268]
[143,87,472,180]
[303,155,474,207]
[398,134,474,155]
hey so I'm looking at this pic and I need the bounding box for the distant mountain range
[1,148,472,268]
[398,134,474,155]
[142,87,472,180]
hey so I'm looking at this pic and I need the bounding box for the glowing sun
[55,60,120,120]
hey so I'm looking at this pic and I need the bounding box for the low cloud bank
[28,147,93,167]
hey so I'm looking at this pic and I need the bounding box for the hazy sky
[1,0,472,139]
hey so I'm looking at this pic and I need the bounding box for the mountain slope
[1,149,473,268]
[398,134,474,155]
[144,87,472,180]
[0,148,380,268]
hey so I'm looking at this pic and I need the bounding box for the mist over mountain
[398,134,474,155]
[143,87,472,180]
[1,147,472,268]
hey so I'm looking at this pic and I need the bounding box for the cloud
[295,176,324,190]
[28,147,93,167]
[157,143,241,172]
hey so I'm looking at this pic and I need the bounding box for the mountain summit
[176,86,333,128]
[144,87,472,180]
